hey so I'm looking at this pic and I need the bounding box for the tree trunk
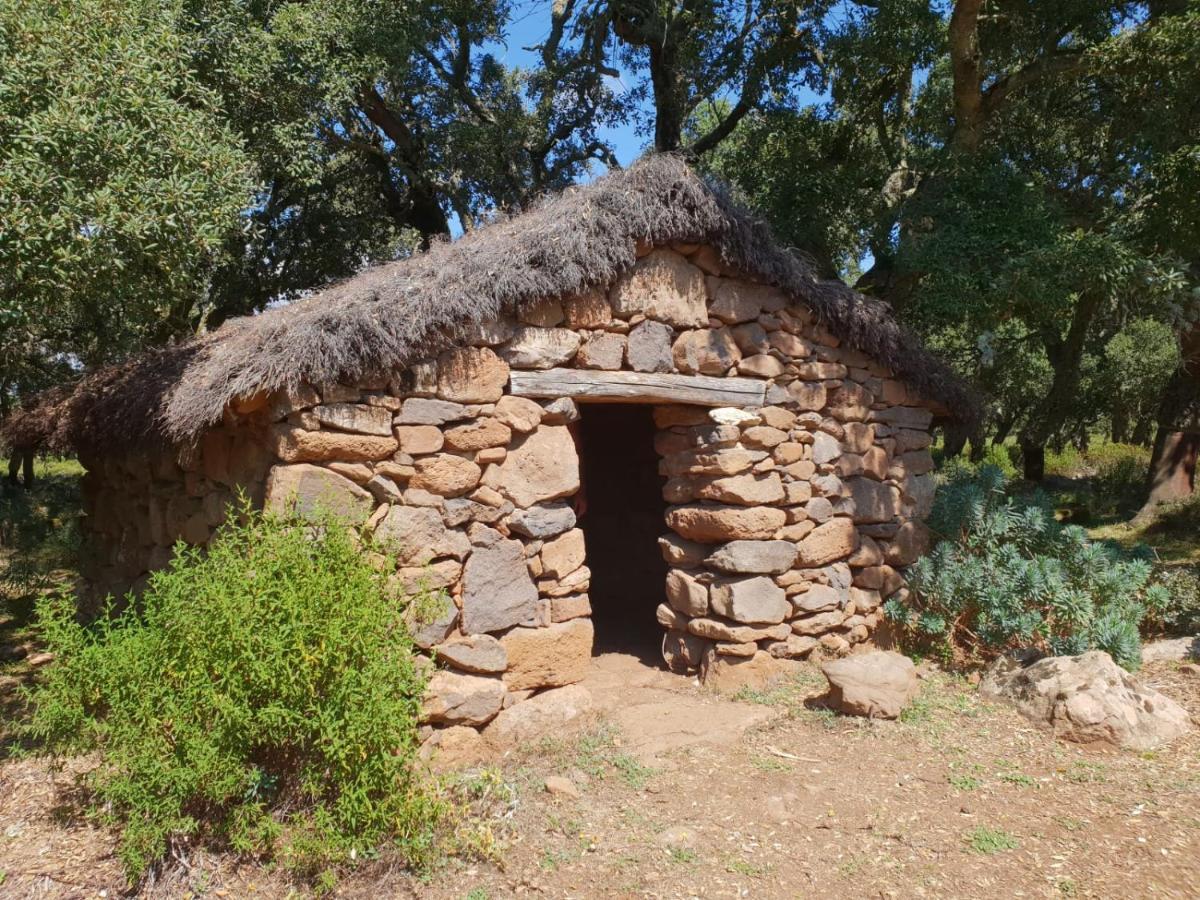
[1131,413,1154,446]
[1135,430,1198,521]
[991,416,1015,447]
[1017,293,1102,481]
[1111,404,1129,443]
[943,422,969,459]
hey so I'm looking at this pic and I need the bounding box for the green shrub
[885,466,1168,670]
[1144,565,1200,635]
[26,500,444,884]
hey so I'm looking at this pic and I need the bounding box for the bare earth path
[1,655,1197,899]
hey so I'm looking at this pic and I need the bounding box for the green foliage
[1144,564,1200,636]
[25,501,442,884]
[886,466,1167,670]
[0,458,82,598]
[0,0,252,387]
[965,825,1019,854]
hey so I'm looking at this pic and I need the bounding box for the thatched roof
[2,155,976,455]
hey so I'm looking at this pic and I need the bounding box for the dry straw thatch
[3,155,975,455]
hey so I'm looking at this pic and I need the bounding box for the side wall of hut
[78,242,937,735]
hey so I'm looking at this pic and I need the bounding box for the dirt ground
[1,649,1198,900]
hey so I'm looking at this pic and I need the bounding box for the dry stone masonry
[77,241,939,741]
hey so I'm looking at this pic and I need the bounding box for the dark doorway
[577,404,669,664]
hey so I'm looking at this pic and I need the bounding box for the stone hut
[4,156,973,732]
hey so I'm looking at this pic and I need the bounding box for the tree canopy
[2,0,1197,491]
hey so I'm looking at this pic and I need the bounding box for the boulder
[665,504,786,542]
[436,347,510,403]
[710,576,790,625]
[820,650,918,720]
[500,619,595,690]
[375,505,470,565]
[500,326,582,369]
[609,249,708,327]
[562,288,612,328]
[435,634,508,674]
[421,671,505,726]
[487,425,580,508]
[626,319,675,373]
[461,532,540,633]
[419,725,488,772]
[979,651,1192,751]
[312,402,393,436]
[483,684,594,748]
[705,540,797,575]
[263,464,372,522]
[695,472,786,506]
[700,648,782,694]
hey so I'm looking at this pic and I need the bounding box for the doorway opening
[576,404,669,664]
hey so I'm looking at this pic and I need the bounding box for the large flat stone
[705,540,797,575]
[483,684,594,747]
[610,249,707,328]
[509,503,577,538]
[500,619,594,691]
[461,533,540,633]
[666,504,786,542]
[375,505,470,565]
[436,346,510,403]
[312,403,393,436]
[500,326,582,369]
[795,517,858,566]
[709,576,790,625]
[486,425,580,508]
[263,464,373,522]
[270,426,397,463]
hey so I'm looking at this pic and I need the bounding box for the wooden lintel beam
[508,369,767,408]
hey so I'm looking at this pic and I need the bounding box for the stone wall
[78,241,937,734]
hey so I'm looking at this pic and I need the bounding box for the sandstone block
[700,649,782,695]
[576,332,627,370]
[666,504,787,542]
[501,619,594,691]
[738,354,785,379]
[658,534,708,567]
[708,279,785,323]
[541,528,587,579]
[791,610,846,635]
[848,477,900,524]
[483,684,594,747]
[422,671,504,726]
[493,395,544,432]
[394,424,445,455]
[769,331,812,357]
[487,425,580,508]
[731,322,770,354]
[562,288,612,328]
[264,464,372,522]
[821,651,918,720]
[500,326,582,369]
[796,518,858,566]
[271,426,397,463]
[436,347,509,403]
[436,634,508,674]
[551,593,592,622]
[411,453,482,497]
[610,249,708,327]
[672,328,742,375]
[792,584,842,613]
[666,569,709,616]
[695,472,785,506]
[443,418,512,452]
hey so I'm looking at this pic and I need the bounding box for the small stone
[666,569,709,616]
[739,354,785,378]
[541,528,587,579]
[509,503,577,538]
[672,327,742,375]
[658,534,708,567]
[544,775,581,799]
[365,473,403,503]
[411,453,482,497]
[541,397,580,424]
[443,418,512,452]
[796,518,858,566]
[394,424,445,455]
[395,398,471,425]
[436,634,508,674]
[312,403,393,436]
[576,332,627,370]
[700,648,782,695]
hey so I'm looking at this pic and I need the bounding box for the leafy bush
[1144,565,1200,636]
[885,466,1168,670]
[26,500,444,884]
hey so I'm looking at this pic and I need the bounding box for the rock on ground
[820,650,918,720]
[484,684,594,749]
[980,650,1193,751]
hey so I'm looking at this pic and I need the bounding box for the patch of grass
[726,857,768,877]
[965,825,1019,854]
[999,771,1037,787]
[949,774,983,791]
[1064,761,1107,784]
[1054,815,1085,832]
[539,848,571,871]
[668,847,698,865]
[751,754,789,772]
[611,753,656,790]
[462,889,490,900]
